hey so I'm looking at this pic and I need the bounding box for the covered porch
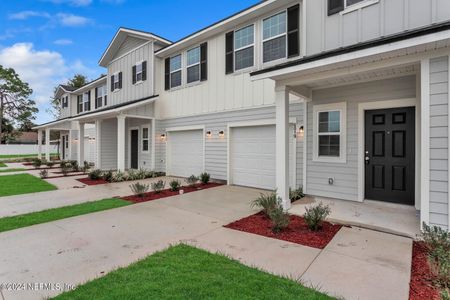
[35,119,75,161]
[256,33,450,232]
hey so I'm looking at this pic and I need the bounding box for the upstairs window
[111,72,122,92]
[61,96,68,108]
[328,0,375,15]
[234,25,254,71]
[170,54,182,88]
[263,11,287,63]
[83,91,91,112]
[132,61,147,84]
[347,0,365,5]
[142,126,149,152]
[187,47,200,83]
[95,85,107,109]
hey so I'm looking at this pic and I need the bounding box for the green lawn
[0,162,6,167]
[0,153,58,159]
[0,168,26,173]
[0,174,57,197]
[54,244,333,300]
[0,198,131,233]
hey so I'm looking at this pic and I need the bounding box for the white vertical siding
[113,36,148,60]
[429,56,449,230]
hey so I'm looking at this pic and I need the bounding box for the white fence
[0,145,59,155]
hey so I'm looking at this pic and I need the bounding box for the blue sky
[0,0,259,124]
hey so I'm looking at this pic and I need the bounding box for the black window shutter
[225,31,234,74]
[287,4,300,58]
[164,58,170,91]
[132,65,137,84]
[110,75,114,92]
[142,61,147,81]
[87,91,91,111]
[118,72,122,89]
[328,0,344,16]
[77,95,81,113]
[95,87,98,109]
[200,42,208,81]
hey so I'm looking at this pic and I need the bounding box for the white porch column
[275,85,290,210]
[95,120,102,169]
[68,129,73,160]
[117,115,126,171]
[77,122,85,165]
[151,118,156,170]
[37,129,43,159]
[45,128,51,161]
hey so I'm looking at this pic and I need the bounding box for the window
[262,11,287,63]
[113,73,120,90]
[234,25,254,71]
[187,47,200,83]
[346,0,365,6]
[83,92,90,112]
[328,0,379,15]
[61,96,68,108]
[170,54,182,88]
[313,102,346,163]
[96,85,107,109]
[133,61,146,84]
[142,127,149,152]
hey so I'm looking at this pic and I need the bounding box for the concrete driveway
[0,185,412,300]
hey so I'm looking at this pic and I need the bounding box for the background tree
[0,65,36,144]
[1,118,17,143]
[47,74,89,119]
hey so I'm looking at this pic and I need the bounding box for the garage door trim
[165,125,205,176]
[227,118,297,188]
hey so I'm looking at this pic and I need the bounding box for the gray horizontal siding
[429,56,449,230]
[307,75,416,201]
[155,104,305,187]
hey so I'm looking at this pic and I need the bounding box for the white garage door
[230,125,295,190]
[167,130,204,177]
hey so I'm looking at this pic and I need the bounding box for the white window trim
[312,102,347,163]
[83,92,90,111]
[170,54,182,89]
[134,60,144,85]
[96,86,104,108]
[340,0,379,15]
[141,125,150,153]
[261,10,288,65]
[233,24,255,72]
[112,72,121,92]
[186,46,201,84]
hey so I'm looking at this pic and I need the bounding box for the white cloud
[53,39,73,45]
[9,11,50,20]
[56,13,91,27]
[42,0,92,7]
[0,43,67,105]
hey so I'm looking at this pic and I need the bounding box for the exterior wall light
[218,130,225,138]
[298,125,304,137]
[160,133,166,141]
[206,131,212,138]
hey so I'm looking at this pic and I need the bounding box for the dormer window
[187,47,200,83]
[132,61,147,84]
[111,72,122,92]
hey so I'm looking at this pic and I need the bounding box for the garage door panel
[167,130,203,178]
[231,125,295,190]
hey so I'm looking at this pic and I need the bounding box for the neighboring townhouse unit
[36,0,450,231]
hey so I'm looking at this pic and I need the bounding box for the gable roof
[99,27,172,67]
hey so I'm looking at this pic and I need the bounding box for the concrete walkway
[0,186,413,300]
[0,176,179,218]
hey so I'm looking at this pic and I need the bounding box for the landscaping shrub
[144,170,155,179]
[136,168,147,180]
[200,172,210,184]
[46,161,55,168]
[127,169,138,181]
[422,223,450,292]
[169,179,181,191]
[81,161,90,174]
[60,160,68,168]
[185,175,199,187]
[39,169,48,179]
[303,202,331,231]
[289,187,305,202]
[70,160,79,172]
[88,169,102,180]
[102,170,114,183]
[112,171,127,182]
[151,180,165,193]
[269,204,290,233]
[154,171,166,177]
[130,182,149,197]
[251,192,278,216]
[32,158,42,168]
[61,165,71,177]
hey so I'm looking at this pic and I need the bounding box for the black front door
[364,107,415,205]
[130,130,139,169]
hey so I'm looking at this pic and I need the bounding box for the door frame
[227,118,297,188]
[357,98,420,208]
[165,125,206,176]
[128,126,140,169]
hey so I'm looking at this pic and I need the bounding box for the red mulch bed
[121,182,223,203]
[224,212,342,249]
[77,178,109,185]
[409,241,441,300]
